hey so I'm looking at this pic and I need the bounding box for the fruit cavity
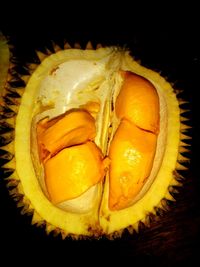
[36,71,160,210]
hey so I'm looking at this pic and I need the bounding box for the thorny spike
[74,43,81,49]
[36,51,48,62]
[64,42,71,49]
[96,43,103,49]
[52,42,62,52]
[86,41,93,50]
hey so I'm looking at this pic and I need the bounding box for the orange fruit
[108,71,159,210]
[37,110,96,162]
[109,120,157,210]
[116,71,159,133]
[44,141,106,204]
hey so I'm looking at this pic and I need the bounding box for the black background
[0,4,199,266]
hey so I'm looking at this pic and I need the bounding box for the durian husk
[0,38,191,239]
[99,54,190,235]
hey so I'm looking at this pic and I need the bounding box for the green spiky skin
[0,36,191,239]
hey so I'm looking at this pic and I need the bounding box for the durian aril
[115,71,160,133]
[0,40,189,238]
[36,110,97,162]
[108,71,160,211]
[44,140,105,204]
[108,119,158,211]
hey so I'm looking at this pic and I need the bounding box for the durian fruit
[0,36,191,239]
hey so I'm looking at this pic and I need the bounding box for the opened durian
[0,35,190,238]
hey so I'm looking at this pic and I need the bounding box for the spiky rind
[0,40,191,239]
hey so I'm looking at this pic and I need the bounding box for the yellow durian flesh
[13,46,180,238]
